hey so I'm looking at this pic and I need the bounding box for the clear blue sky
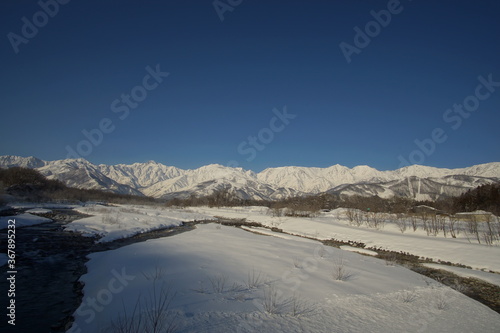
[1,0,499,172]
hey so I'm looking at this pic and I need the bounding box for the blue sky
[1,0,499,172]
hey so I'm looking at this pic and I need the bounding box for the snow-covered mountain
[0,155,46,169]
[258,163,500,193]
[98,161,184,189]
[141,164,300,200]
[327,175,498,201]
[0,155,499,201]
[257,164,391,193]
[35,158,143,196]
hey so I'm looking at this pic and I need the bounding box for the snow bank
[65,204,214,242]
[340,245,378,256]
[423,264,500,288]
[68,224,500,333]
[25,208,53,214]
[0,213,52,229]
[8,202,80,210]
[191,206,500,272]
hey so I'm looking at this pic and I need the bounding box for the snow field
[66,204,215,242]
[69,223,500,333]
[423,264,500,288]
[190,206,500,272]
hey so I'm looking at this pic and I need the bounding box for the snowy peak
[0,155,46,169]
[99,161,184,189]
[0,156,499,201]
[259,163,500,194]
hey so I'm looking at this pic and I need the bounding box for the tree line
[0,167,158,205]
[168,184,500,216]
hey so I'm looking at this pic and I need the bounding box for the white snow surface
[8,202,81,210]
[190,207,500,272]
[25,208,53,214]
[423,264,500,288]
[0,213,52,229]
[68,223,500,333]
[65,204,215,242]
[340,245,378,256]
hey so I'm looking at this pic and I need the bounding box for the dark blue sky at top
[0,0,499,172]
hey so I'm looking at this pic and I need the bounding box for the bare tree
[396,214,407,233]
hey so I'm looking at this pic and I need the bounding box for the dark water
[0,210,197,333]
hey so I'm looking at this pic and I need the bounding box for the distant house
[455,210,496,222]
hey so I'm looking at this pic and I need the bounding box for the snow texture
[68,223,500,333]
[65,204,215,242]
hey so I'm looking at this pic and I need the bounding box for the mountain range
[1,155,499,201]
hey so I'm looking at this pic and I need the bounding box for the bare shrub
[289,294,316,317]
[293,257,302,269]
[192,281,207,294]
[366,212,384,229]
[451,279,469,294]
[316,246,327,259]
[142,265,167,282]
[437,215,447,237]
[399,289,418,303]
[228,282,246,293]
[263,284,282,314]
[119,207,143,214]
[269,207,284,217]
[396,214,407,233]
[246,269,265,289]
[421,213,430,236]
[354,210,364,227]
[208,274,228,293]
[102,212,120,225]
[345,208,355,224]
[435,293,449,310]
[332,256,352,281]
[465,216,481,243]
[410,214,419,232]
[111,282,177,333]
[449,216,458,238]
[428,215,440,236]
[384,253,398,266]
[482,215,499,245]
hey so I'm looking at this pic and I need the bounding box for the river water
[0,210,197,333]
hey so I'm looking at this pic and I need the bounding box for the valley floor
[69,223,500,333]
[191,206,500,273]
[2,203,500,332]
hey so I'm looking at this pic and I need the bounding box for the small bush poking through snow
[332,257,353,281]
[246,269,265,290]
[436,292,449,310]
[192,281,207,294]
[293,257,302,269]
[451,279,469,294]
[209,274,228,293]
[263,284,282,314]
[289,294,316,317]
[110,282,177,333]
[102,212,120,225]
[399,289,418,303]
[141,265,167,282]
